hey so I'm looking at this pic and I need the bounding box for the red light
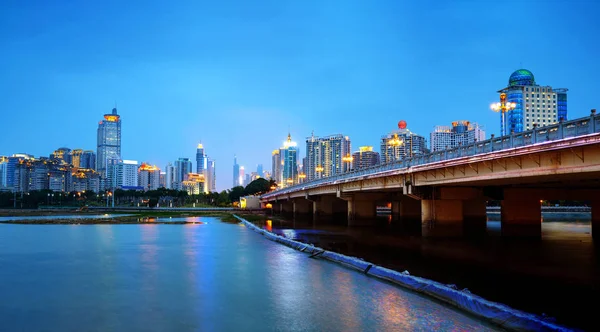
[398,120,407,129]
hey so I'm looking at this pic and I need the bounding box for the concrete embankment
[234,215,574,332]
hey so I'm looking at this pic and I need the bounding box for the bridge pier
[592,200,600,240]
[313,196,347,224]
[421,199,464,237]
[501,198,541,238]
[292,198,313,221]
[279,200,294,219]
[392,197,422,234]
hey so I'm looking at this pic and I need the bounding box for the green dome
[509,69,535,86]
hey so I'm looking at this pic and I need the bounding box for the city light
[315,165,324,172]
[342,154,353,163]
[491,92,517,136]
[387,133,404,147]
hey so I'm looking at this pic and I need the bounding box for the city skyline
[1,1,599,191]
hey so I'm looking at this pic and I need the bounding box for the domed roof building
[497,69,568,134]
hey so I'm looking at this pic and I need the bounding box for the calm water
[0,218,498,332]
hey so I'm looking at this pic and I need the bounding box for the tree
[228,186,245,203]
[244,178,271,196]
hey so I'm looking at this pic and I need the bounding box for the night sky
[1,0,599,191]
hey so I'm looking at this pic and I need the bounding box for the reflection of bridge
[262,111,600,238]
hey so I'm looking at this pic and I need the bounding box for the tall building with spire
[233,155,240,188]
[196,143,206,174]
[282,133,298,187]
[97,107,121,187]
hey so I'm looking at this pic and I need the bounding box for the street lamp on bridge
[491,92,516,136]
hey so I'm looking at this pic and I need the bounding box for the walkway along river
[0,218,501,331]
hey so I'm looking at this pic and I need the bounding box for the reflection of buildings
[430,121,485,152]
[352,146,380,170]
[138,163,161,190]
[380,128,428,164]
[182,173,205,195]
[97,108,122,187]
[305,133,351,181]
[498,69,568,133]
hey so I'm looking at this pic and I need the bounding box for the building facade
[206,159,216,192]
[380,129,428,164]
[271,150,282,185]
[498,69,568,134]
[165,163,178,189]
[81,150,96,169]
[305,134,351,181]
[175,158,192,184]
[97,107,122,185]
[282,133,298,187]
[430,121,486,152]
[351,146,380,170]
[138,163,161,191]
[233,155,240,188]
[114,160,139,188]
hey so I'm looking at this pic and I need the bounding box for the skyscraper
[165,162,178,189]
[206,159,216,192]
[51,147,72,165]
[430,121,486,152]
[138,163,161,191]
[97,107,122,187]
[498,69,568,134]
[305,133,351,181]
[239,166,245,187]
[352,146,381,170]
[0,156,7,189]
[81,150,96,169]
[257,164,263,178]
[175,158,192,185]
[380,128,428,164]
[233,155,240,188]
[196,143,206,174]
[282,133,298,187]
[271,150,282,184]
[71,149,83,168]
[114,160,139,188]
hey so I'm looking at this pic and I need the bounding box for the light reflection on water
[0,219,499,331]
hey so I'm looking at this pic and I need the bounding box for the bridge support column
[421,199,464,237]
[292,198,313,221]
[393,197,422,234]
[280,200,294,218]
[592,200,600,240]
[463,198,487,237]
[347,197,377,226]
[313,196,347,224]
[501,198,541,238]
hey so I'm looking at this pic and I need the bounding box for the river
[0,218,499,331]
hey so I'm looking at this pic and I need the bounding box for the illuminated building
[97,107,122,186]
[305,133,351,181]
[159,172,166,188]
[196,143,207,174]
[233,155,240,188]
[70,149,83,168]
[0,156,7,189]
[282,133,298,187]
[351,146,381,170]
[138,163,161,190]
[271,150,282,184]
[114,160,139,188]
[71,169,100,192]
[165,163,178,189]
[498,69,568,133]
[257,164,263,178]
[181,173,205,195]
[6,154,34,191]
[51,147,72,165]
[380,127,428,163]
[430,121,485,152]
[49,170,67,192]
[81,150,96,169]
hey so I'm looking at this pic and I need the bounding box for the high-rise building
[239,166,245,187]
[71,149,83,168]
[165,163,178,189]
[430,121,486,152]
[97,107,122,186]
[182,173,205,195]
[206,159,216,192]
[138,163,161,191]
[51,147,72,165]
[257,164,263,178]
[282,133,298,187]
[233,155,240,188]
[352,146,381,170]
[81,150,96,169]
[196,143,207,174]
[175,158,192,184]
[380,128,428,164]
[114,160,139,188]
[498,69,568,134]
[0,156,8,189]
[6,154,33,191]
[271,150,282,184]
[305,133,351,180]
[159,172,166,188]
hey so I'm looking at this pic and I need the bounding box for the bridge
[262,110,600,238]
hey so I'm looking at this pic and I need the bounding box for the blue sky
[1,0,599,191]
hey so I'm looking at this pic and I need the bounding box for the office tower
[175,157,192,184]
[196,143,207,174]
[271,150,281,184]
[80,150,96,169]
[233,155,240,188]
[70,149,83,168]
[97,107,122,185]
[498,69,568,134]
[430,121,485,152]
[159,172,166,188]
[380,127,428,164]
[239,166,245,186]
[114,160,139,188]
[6,154,33,191]
[206,159,216,192]
[282,133,298,187]
[352,146,381,170]
[165,163,178,189]
[305,133,351,180]
[257,164,263,178]
[0,156,7,189]
[138,163,161,190]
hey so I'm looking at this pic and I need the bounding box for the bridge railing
[265,112,600,197]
